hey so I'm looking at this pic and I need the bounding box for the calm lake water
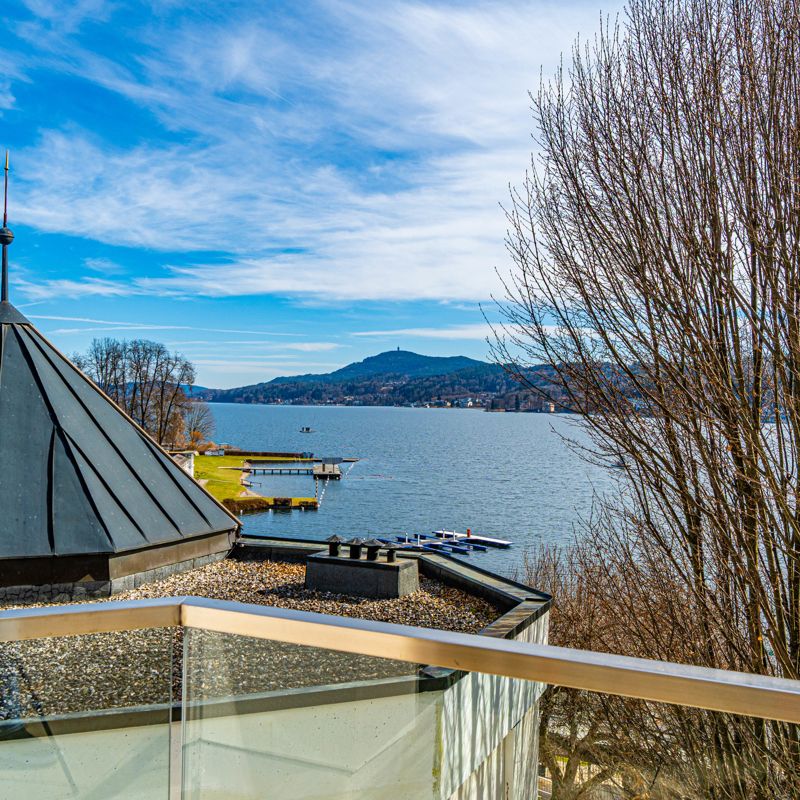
[208,403,615,575]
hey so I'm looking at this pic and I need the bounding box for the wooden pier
[247,466,314,475]
[244,461,342,479]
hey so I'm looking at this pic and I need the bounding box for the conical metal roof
[0,304,238,560]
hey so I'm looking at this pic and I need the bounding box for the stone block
[110,575,135,594]
[88,581,112,597]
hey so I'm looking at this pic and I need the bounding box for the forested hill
[269,350,485,384]
[200,350,562,408]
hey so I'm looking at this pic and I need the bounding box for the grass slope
[194,455,317,512]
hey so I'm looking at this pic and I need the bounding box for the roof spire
[0,150,14,303]
[3,150,8,226]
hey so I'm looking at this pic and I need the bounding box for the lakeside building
[0,196,239,604]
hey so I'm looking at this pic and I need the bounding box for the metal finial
[0,151,14,304]
[3,151,7,227]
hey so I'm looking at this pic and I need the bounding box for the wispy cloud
[20,0,112,36]
[7,0,612,303]
[353,323,493,340]
[18,276,135,299]
[29,314,305,337]
[192,359,342,379]
[84,256,125,275]
[168,341,344,353]
[280,342,342,352]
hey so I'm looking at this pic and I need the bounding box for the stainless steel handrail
[1,595,799,724]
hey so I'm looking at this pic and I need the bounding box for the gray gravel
[0,559,501,719]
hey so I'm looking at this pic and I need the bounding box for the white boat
[432,529,512,548]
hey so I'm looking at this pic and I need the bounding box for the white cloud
[21,0,111,34]
[178,341,343,353]
[29,314,304,336]
[17,276,137,299]
[280,342,342,352]
[31,314,153,324]
[84,257,125,274]
[10,0,618,302]
[354,323,494,340]
[192,359,343,379]
[0,79,16,111]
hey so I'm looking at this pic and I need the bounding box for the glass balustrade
[0,599,797,800]
[180,628,545,800]
[0,626,176,800]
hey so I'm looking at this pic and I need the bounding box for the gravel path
[0,559,501,720]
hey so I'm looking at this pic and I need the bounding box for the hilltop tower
[0,153,239,603]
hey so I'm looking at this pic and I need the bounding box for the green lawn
[194,455,317,510]
[194,455,248,502]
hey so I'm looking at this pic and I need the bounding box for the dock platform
[433,530,512,549]
[244,462,342,479]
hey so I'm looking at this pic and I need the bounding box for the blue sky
[2,0,614,387]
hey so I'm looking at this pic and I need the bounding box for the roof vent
[305,539,419,599]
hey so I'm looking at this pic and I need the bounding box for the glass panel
[0,627,176,800]
[538,689,800,800]
[181,628,546,800]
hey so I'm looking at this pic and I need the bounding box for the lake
[208,403,615,575]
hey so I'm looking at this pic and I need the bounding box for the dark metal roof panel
[0,326,52,557]
[26,329,229,537]
[0,309,237,561]
[65,439,152,553]
[21,333,184,541]
[0,302,29,325]
[51,433,114,555]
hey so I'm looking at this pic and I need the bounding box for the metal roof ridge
[0,300,29,325]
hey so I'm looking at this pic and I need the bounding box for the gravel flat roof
[115,558,501,634]
[0,559,502,720]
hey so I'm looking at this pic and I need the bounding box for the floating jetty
[387,533,496,556]
[433,530,513,549]
[246,465,315,475]
[402,539,470,555]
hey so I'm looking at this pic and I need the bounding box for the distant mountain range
[198,350,563,409]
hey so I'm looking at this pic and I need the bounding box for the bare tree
[526,540,798,799]
[75,338,196,446]
[495,0,800,795]
[183,400,215,449]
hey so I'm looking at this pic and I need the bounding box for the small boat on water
[299,426,314,433]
